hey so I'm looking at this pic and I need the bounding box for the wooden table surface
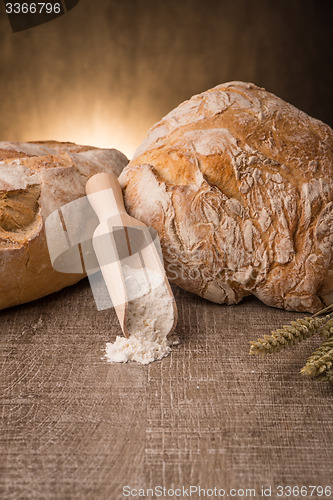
[1,279,332,499]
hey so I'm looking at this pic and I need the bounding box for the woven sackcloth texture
[1,279,332,499]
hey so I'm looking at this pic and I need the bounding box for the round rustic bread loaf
[119,81,333,313]
[0,141,128,310]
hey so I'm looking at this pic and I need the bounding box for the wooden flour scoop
[85,172,177,338]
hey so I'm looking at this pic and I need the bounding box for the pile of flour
[105,265,176,365]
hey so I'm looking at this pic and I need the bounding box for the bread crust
[0,141,128,310]
[119,82,333,312]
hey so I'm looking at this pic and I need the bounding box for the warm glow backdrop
[0,0,332,160]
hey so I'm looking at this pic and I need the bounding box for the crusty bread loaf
[119,81,333,313]
[0,141,128,310]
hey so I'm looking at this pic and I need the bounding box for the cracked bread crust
[119,81,333,313]
[0,141,128,310]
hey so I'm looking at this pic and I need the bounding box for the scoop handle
[85,172,126,221]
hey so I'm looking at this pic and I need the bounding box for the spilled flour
[105,265,176,365]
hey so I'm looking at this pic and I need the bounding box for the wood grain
[1,280,332,499]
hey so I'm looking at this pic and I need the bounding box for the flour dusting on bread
[119,82,333,313]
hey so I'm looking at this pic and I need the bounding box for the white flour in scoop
[105,265,176,365]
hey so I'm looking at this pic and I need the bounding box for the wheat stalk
[249,314,332,357]
[301,337,333,377]
[249,304,333,384]
[318,369,333,384]
[311,303,333,318]
[318,317,333,339]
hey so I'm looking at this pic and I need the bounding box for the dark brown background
[1,1,333,499]
[0,0,332,158]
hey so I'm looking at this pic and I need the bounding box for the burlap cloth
[1,279,332,499]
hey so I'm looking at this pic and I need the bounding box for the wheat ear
[249,314,332,357]
[301,337,333,377]
[317,369,333,384]
[318,317,333,339]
